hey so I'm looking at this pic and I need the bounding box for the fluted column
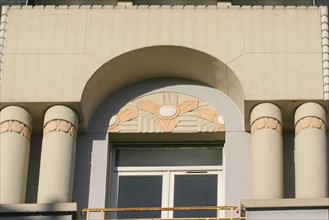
[37,106,78,203]
[0,106,32,204]
[295,102,327,198]
[250,103,283,199]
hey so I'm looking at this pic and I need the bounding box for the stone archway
[79,46,249,210]
[81,46,244,130]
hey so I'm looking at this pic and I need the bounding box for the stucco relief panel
[108,93,225,133]
[0,120,32,140]
[295,116,326,135]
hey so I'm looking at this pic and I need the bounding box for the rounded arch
[88,78,244,134]
[81,46,244,129]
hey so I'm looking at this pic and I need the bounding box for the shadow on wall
[72,134,93,211]
[25,134,93,211]
[327,131,329,197]
[283,131,329,198]
[283,132,295,198]
[26,134,42,203]
[0,203,77,220]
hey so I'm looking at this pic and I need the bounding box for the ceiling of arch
[81,46,244,129]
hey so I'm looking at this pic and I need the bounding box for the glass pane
[115,148,222,166]
[174,175,217,218]
[117,176,162,218]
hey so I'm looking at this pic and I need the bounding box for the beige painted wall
[0,5,323,104]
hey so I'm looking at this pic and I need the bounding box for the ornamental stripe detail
[250,117,282,135]
[0,6,9,79]
[0,120,32,140]
[295,116,326,135]
[321,6,329,100]
[43,119,77,138]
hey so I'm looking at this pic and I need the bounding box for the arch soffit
[81,46,245,129]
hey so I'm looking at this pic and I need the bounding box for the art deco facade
[0,0,328,219]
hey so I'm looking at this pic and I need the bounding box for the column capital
[250,103,282,135]
[294,102,326,135]
[43,105,78,138]
[0,106,32,140]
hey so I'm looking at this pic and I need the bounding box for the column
[250,103,283,199]
[295,102,327,198]
[0,106,32,204]
[37,105,78,203]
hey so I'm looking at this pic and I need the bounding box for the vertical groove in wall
[321,6,329,100]
[0,6,9,80]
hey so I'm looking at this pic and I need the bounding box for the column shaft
[295,102,327,198]
[250,103,283,199]
[37,105,78,203]
[0,106,32,204]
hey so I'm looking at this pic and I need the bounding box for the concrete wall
[246,209,329,220]
[1,6,323,104]
[24,82,329,212]
[1,4,327,219]
[21,82,250,214]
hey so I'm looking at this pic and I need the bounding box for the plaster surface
[0,6,324,132]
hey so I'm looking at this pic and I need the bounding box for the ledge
[7,5,324,10]
[0,203,78,218]
[241,198,329,211]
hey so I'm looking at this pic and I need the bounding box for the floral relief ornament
[108,107,138,132]
[138,99,199,132]
[0,120,31,140]
[295,116,326,135]
[250,117,282,135]
[196,107,226,131]
[43,119,77,138]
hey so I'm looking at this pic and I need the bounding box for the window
[108,142,224,219]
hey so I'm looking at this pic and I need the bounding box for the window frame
[107,141,225,218]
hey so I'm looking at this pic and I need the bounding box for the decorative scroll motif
[43,119,77,138]
[295,116,326,135]
[196,107,225,132]
[0,120,31,140]
[250,117,282,135]
[108,93,226,133]
[108,107,139,132]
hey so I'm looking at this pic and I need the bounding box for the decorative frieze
[197,107,225,132]
[295,116,326,135]
[250,117,282,135]
[0,120,31,140]
[43,119,77,138]
[108,93,225,133]
[108,107,138,132]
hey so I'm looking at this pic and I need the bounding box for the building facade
[0,0,328,219]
